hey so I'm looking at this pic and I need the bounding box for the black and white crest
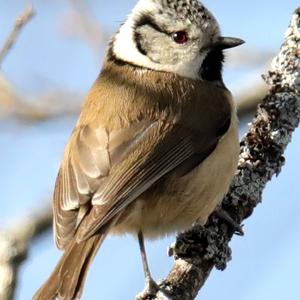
[157,0,212,25]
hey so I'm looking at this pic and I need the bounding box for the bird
[33,0,244,299]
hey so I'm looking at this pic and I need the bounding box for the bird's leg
[137,231,159,298]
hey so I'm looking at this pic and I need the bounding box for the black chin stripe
[200,49,224,82]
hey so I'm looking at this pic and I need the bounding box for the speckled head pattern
[156,0,213,25]
[112,0,221,79]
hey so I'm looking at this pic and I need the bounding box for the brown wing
[54,117,228,249]
[53,121,152,249]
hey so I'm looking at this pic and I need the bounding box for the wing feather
[53,121,156,249]
[77,132,196,241]
[54,118,223,247]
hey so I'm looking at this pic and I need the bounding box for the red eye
[172,31,188,44]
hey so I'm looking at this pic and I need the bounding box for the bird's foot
[216,208,244,236]
[136,277,160,300]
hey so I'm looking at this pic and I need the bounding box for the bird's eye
[172,31,188,44]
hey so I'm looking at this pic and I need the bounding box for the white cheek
[113,18,147,65]
[113,0,159,66]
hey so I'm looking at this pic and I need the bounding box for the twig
[13,90,83,121]
[0,85,83,121]
[0,75,17,115]
[0,5,35,67]
[140,7,300,300]
[0,206,52,300]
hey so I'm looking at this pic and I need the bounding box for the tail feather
[33,234,105,300]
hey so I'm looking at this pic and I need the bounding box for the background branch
[0,5,35,67]
[141,7,300,300]
[0,206,52,300]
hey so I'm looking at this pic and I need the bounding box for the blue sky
[0,1,300,300]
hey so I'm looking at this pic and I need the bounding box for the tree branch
[139,7,300,300]
[0,206,52,300]
[0,5,35,67]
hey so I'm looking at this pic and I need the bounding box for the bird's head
[110,0,244,81]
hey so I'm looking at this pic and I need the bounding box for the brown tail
[33,234,105,300]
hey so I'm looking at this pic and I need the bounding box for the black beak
[213,37,245,50]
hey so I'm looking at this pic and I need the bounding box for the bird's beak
[213,37,245,50]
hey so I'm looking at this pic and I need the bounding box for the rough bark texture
[0,207,52,300]
[138,7,300,300]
